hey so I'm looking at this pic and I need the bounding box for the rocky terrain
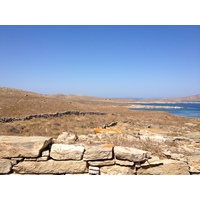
[0,87,200,175]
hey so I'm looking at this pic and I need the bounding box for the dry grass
[0,87,200,158]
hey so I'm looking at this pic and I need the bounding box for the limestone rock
[115,159,134,166]
[54,132,77,144]
[114,146,150,162]
[137,159,189,175]
[0,136,53,158]
[88,159,115,167]
[83,144,114,161]
[0,159,12,174]
[187,155,200,174]
[13,160,87,174]
[100,165,136,175]
[50,144,84,160]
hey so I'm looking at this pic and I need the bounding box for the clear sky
[0,25,200,98]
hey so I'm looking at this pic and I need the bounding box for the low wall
[0,110,106,123]
[0,134,194,175]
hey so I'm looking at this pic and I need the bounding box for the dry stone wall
[0,133,199,175]
[0,110,106,123]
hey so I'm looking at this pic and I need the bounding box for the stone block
[83,144,114,161]
[50,144,84,160]
[114,146,150,162]
[0,136,52,158]
[13,160,87,174]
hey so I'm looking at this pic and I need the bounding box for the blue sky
[0,25,200,98]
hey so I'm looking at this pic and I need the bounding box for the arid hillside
[1,87,200,159]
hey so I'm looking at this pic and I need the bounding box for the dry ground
[1,87,200,139]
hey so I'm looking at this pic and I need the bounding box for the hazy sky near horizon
[0,25,200,98]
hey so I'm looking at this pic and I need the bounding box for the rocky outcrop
[0,136,53,158]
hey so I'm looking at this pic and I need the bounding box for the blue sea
[130,103,200,118]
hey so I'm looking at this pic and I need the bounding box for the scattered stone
[100,165,136,175]
[114,146,150,162]
[137,159,189,175]
[0,159,12,174]
[83,144,114,161]
[88,159,115,167]
[50,144,84,160]
[0,136,53,158]
[13,160,87,174]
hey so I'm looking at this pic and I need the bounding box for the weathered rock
[137,159,189,175]
[0,136,53,158]
[141,156,164,167]
[115,159,134,166]
[88,159,115,167]
[83,144,114,161]
[50,144,84,160]
[13,160,87,174]
[100,165,136,175]
[187,155,200,174]
[114,146,150,162]
[54,132,77,144]
[0,159,12,174]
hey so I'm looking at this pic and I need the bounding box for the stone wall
[0,110,106,123]
[1,133,198,175]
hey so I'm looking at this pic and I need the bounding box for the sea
[130,102,200,118]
